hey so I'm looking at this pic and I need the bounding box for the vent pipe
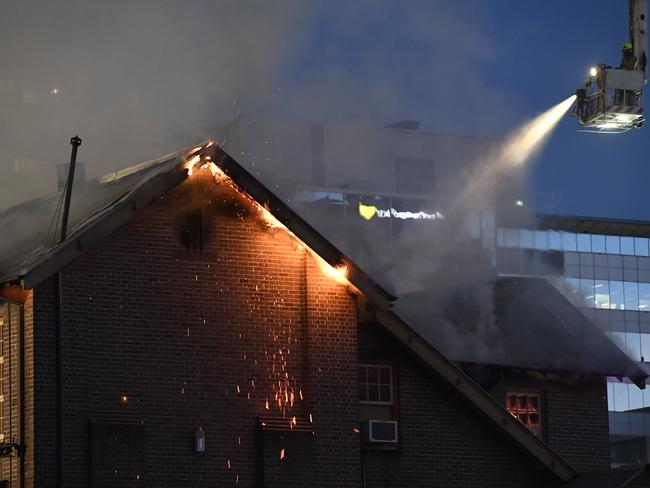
[60,135,82,243]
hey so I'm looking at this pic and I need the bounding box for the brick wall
[483,369,610,472]
[0,302,18,484]
[358,322,562,488]
[0,296,33,487]
[31,278,58,486]
[30,170,359,487]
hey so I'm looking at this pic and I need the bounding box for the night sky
[1,1,647,220]
[270,1,649,221]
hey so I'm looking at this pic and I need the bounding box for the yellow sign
[358,203,378,220]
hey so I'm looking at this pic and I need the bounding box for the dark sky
[1,1,647,221]
[271,0,649,221]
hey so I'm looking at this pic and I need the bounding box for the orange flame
[184,149,352,286]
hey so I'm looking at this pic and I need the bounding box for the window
[621,237,635,255]
[577,233,591,252]
[591,234,606,253]
[562,232,577,251]
[607,235,621,254]
[519,229,533,248]
[548,231,563,250]
[359,365,393,404]
[506,392,541,436]
[635,237,649,257]
[533,230,548,250]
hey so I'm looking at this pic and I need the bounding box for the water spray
[455,94,577,210]
[498,95,576,169]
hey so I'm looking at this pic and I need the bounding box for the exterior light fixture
[194,426,206,453]
[589,67,598,77]
[515,200,524,207]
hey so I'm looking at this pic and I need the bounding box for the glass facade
[497,228,650,257]
[498,227,650,467]
[293,191,650,466]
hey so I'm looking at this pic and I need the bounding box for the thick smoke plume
[380,96,577,294]
[0,0,309,208]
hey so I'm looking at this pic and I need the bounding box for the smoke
[381,95,577,294]
[453,95,577,222]
[1,0,571,292]
[1,1,529,211]
[0,0,311,208]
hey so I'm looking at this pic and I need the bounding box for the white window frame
[359,364,393,405]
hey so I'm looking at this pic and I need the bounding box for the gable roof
[0,141,577,482]
[395,276,648,387]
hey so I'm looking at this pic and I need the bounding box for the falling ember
[309,413,313,423]
[353,427,360,433]
[299,389,303,400]
[227,459,231,469]
[265,398,270,410]
[279,448,285,460]
[236,385,241,395]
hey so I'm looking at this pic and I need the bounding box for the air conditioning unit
[363,420,398,444]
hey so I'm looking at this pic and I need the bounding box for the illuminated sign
[358,203,444,221]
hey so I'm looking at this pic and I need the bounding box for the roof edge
[207,145,395,308]
[20,161,188,289]
[375,308,577,482]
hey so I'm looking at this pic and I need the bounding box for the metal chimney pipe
[60,135,82,243]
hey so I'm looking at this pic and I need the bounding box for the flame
[185,149,352,286]
[315,255,348,284]
[279,448,285,460]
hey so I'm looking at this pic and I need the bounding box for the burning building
[0,142,648,487]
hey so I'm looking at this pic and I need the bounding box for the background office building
[223,117,650,466]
